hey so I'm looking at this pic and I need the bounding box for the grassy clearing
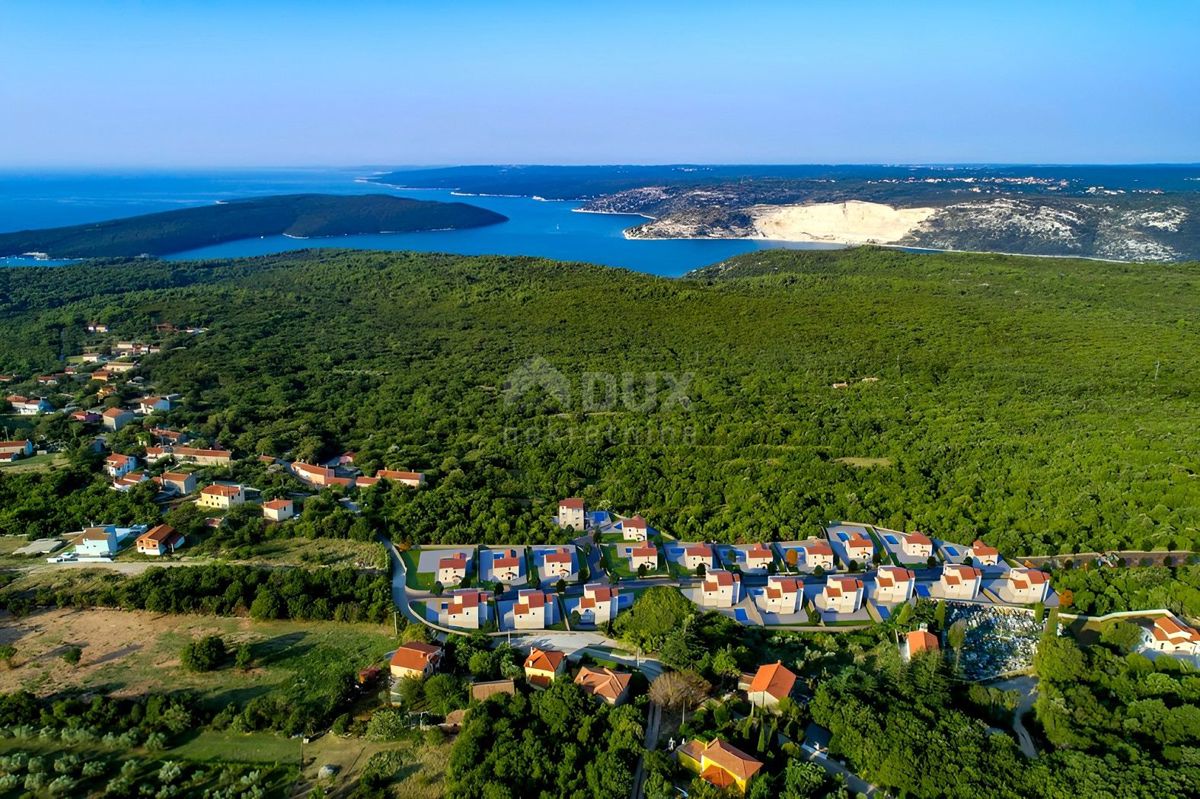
[834,456,893,468]
[171,730,302,764]
[0,452,68,473]
[401,548,435,590]
[194,537,388,569]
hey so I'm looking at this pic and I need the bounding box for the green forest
[1,246,1197,556]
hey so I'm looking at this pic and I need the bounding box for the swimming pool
[734,609,750,623]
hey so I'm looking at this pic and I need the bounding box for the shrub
[181,636,226,672]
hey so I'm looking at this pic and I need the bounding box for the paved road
[630,701,662,799]
[798,745,878,797]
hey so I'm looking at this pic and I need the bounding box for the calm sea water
[0,168,836,276]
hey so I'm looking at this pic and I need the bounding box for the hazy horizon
[2,1,1197,168]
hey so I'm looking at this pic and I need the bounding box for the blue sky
[1,0,1196,166]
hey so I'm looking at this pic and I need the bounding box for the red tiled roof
[972,539,999,557]
[1152,616,1200,642]
[390,641,441,672]
[907,630,940,655]
[263,498,292,510]
[630,545,657,558]
[904,532,932,546]
[559,497,584,510]
[102,407,128,418]
[875,566,914,588]
[201,484,242,497]
[698,739,763,782]
[705,570,737,588]
[574,666,632,702]
[747,661,796,700]
[439,554,467,570]
[624,514,647,529]
[801,540,833,556]
[378,469,423,482]
[544,549,573,565]
[524,647,565,672]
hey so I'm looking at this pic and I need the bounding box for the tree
[61,647,82,666]
[947,620,968,672]
[695,563,706,578]
[431,581,444,597]
[648,670,710,727]
[181,636,226,672]
[555,578,566,594]
[234,643,253,670]
[711,647,742,681]
[613,586,696,652]
[933,600,947,630]
[0,644,15,669]
[1100,621,1143,652]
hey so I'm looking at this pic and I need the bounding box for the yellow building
[676,738,763,794]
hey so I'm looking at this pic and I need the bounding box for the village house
[136,524,185,556]
[523,647,566,688]
[86,322,109,334]
[557,497,586,530]
[389,641,443,680]
[541,546,574,579]
[469,679,516,703]
[939,564,983,600]
[574,665,632,706]
[800,540,835,570]
[682,543,714,572]
[621,514,648,541]
[154,471,197,496]
[76,527,119,558]
[375,469,425,488]
[971,539,1000,566]
[197,483,246,510]
[513,589,549,630]
[577,583,618,625]
[902,628,941,661]
[36,374,62,387]
[1149,616,1200,656]
[8,395,52,415]
[90,368,115,382]
[135,396,171,415]
[113,471,148,491]
[1006,568,1050,603]
[901,532,934,559]
[70,410,101,424]
[746,661,797,710]
[149,427,189,444]
[760,576,801,614]
[105,360,137,374]
[104,453,138,479]
[0,440,33,460]
[742,544,774,572]
[102,407,135,431]
[628,544,659,572]
[676,738,764,794]
[292,461,338,487]
[151,445,233,467]
[823,575,864,614]
[844,533,874,564]
[489,549,522,582]
[873,566,916,604]
[262,498,295,522]
[447,589,489,629]
[437,553,468,586]
[701,569,741,608]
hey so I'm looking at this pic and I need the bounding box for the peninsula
[0,193,508,259]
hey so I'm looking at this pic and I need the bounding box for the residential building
[104,453,138,478]
[1006,568,1050,603]
[901,532,934,559]
[136,396,171,415]
[823,576,864,614]
[743,544,774,572]
[682,543,713,572]
[578,583,618,625]
[136,524,185,556]
[541,546,574,579]
[557,497,586,530]
[1149,616,1200,656]
[197,483,246,510]
[489,549,522,582]
[574,666,632,706]
[437,553,468,586]
[513,589,549,629]
[621,514,648,541]
[8,395,52,415]
[628,544,658,572]
[873,566,916,604]
[70,410,101,424]
[939,564,983,600]
[469,679,516,702]
[760,576,801,614]
[76,527,119,558]
[971,539,1000,566]
[844,533,874,565]
[746,661,797,710]
[262,498,295,522]
[101,407,135,431]
[0,440,33,459]
[376,469,425,488]
[523,647,566,688]
[676,738,764,794]
[903,629,940,661]
[389,641,443,680]
[292,462,336,486]
[155,471,196,496]
[701,569,741,608]
[113,471,148,491]
[149,427,189,444]
[447,589,489,629]
[799,540,834,570]
[167,446,232,466]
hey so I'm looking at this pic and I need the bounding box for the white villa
[578,583,618,625]
[1149,616,1200,656]
[628,544,658,572]
[622,515,649,541]
[939,564,983,600]
[760,576,801,614]
[873,566,915,604]
[743,544,774,572]
[971,539,1000,566]
[558,497,585,530]
[513,589,549,630]
[800,540,835,570]
[437,553,469,587]
[700,569,741,608]
[682,543,713,572]
[541,546,574,579]
[447,589,489,629]
[844,534,874,564]
[901,532,933,559]
[823,576,864,614]
[489,549,522,582]
[1006,568,1050,604]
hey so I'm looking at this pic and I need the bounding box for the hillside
[1,246,1198,555]
[0,193,507,258]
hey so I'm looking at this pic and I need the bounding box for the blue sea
[0,168,835,277]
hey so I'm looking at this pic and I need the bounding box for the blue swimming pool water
[734,609,750,623]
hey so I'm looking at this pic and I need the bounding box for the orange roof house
[677,738,764,794]
[746,661,797,708]
[904,629,940,661]
[574,665,632,705]
[389,641,443,680]
[523,647,566,688]
[135,524,184,556]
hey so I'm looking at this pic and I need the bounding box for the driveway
[990,675,1039,758]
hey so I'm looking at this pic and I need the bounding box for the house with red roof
[0,440,33,460]
[540,546,574,579]
[197,483,246,510]
[971,539,1000,566]
[676,738,763,794]
[822,576,864,614]
[800,539,834,570]
[621,514,648,541]
[742,544,774,572]
[135,396,171,415]
[1149,616,1200,656]
[901,532,933,559]
[682,543,713,572]
[136,524,185,556]
[489,548,522,582]
[628,544,659,572]
[437,553,469,587]
[447,589,490,629]
[903,628,941,661]
[523,647,566,688]
[574,665,632,706]
[513,589,549,630]
[873,566,916,604]
[1006,568,1050,604]
[557,497,585,530]
[104,453,137,478]
[112,471,148,491]
[101,407,134,431]
[389,641,443,680]
[701,569,741,608]
[939,564,983,600]
[376,469,425,488]
[578,582,618,625]
[746,661,797,709]
[262,498,294,522]
[760,576,801,614]
[844,533,874,564]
